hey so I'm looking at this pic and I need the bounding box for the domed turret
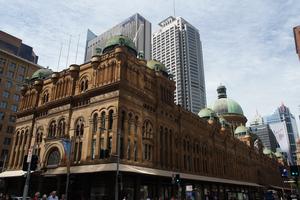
[211,85,247,128]
[234,125,249,136]
[198,108,217,119]
[102,35,137,56]
[213,85,244,115]
[31,68,53,80]
[263,148,272,155]
[275,151,283,158]
[147,60,168,75]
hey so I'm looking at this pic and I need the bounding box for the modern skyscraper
[293,26,300,60]
[264,104,299,164]
[152,16,206,114]
[249,113,279,152]
[84,13,151,62]
[0,31,39,64]
[0,31,42,170]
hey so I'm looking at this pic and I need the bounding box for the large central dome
[102,35,137,55]
[212,85,244,115]
[31,68,53,80]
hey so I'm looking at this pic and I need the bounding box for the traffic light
[175,174,180,184]
[22,155,38,171]
[290,165,299,177]
[22,155,28,171]
[279,166,288,177]
[30,155,38,171]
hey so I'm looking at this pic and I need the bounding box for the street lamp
[22,122,39,199]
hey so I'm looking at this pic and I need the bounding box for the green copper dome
[198,108,217,118]
[234,125,248,136]
[146,60,168,73]
[31,68,53,80]
[212,85,244,115]
[263,148,272,155]
[275,151,283,158]
[102,35,137,55]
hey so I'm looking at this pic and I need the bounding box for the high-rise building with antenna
[264,103,299,164]
[84,13,151,62]
[152,16,206,113]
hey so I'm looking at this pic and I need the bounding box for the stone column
[95,117,100,159]
[111,113,118,155]
[17,131,26,168]
[84,119,93,161]
[136,121,142,162]
[8,135,17,169]
[123,117,129,160]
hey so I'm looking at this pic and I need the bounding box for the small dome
[275,151,283,158]
[198,108,217,118]
[147,60,168,73]
[31,68,53,80]
[234,125,249,136]
[263,148,272,155]
[102,35,137,55]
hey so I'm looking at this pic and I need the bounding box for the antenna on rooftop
[57,42,63,71]
[173,0,176,16]
[66,34,72,68]
[75,34,80,64]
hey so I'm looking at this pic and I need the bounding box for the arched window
[128,113,132,135]
[48,120,56,138]
[92,113,98,133]
[75,118,84,137]
[74,117,84,163]
[47,148,61,167]
[100,111,106,130]
[57,118,66,137]
[108,110,113,130]
[36,128,43,157]
[80,78,88,92]
[85,80,88,91]
[15,131,20,146]
[19,131,24,145]
[42,91,49,104]
[24,130,28,146]
[142,120,153,161]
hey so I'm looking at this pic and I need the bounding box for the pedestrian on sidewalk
[33,192,40,200]
[47,191,58,200]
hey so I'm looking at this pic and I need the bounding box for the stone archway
[46,147,61,168]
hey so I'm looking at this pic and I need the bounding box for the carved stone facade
[6,42,287,199]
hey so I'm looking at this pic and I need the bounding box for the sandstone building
[2,36,287,199]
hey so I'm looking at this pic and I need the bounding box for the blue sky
[1,0,300,125]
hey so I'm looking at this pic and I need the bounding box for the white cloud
[1,0,300,127]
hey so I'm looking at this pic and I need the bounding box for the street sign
[27,148,33,163]
[186,185,193,192]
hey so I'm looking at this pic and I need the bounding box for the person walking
[48,191,59,200]
[41,194,47,200]
[33,192,40,200]
[60,194,65,200]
